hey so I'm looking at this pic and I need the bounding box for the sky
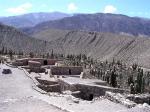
[0,0,150,18]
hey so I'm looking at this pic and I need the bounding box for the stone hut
[30,58,62,65]
[51,66,83,75]
[47,59,62,65]
[12,58,61,66]
[28,61,45,73]
[30,58,45,65]
[28,61,41,68]
[12,58,29,66]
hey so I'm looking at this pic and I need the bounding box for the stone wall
[58,79,77,92]
[30,58,45,65]
[30,67,45,73]
[28,61,41,68]
[12,58,61,66]
[35,77,61,92]
[58,79,124,100]
[12,61,24,66]
[37,84,61,92]
[30,58,61,65]
[51,66,83,75]
[126,94,150,104]
[36,77,58,85]
[47,59,62,65]
[12,58,28,66]
[75,84,124,97]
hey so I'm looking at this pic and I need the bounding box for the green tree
[29,52,34,58]
[50,49,54,59]
[9,49,13,60]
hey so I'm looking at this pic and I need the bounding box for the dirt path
[0,64,66,112]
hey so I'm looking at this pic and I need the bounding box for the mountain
[32,29,150,68]
[0,12,71,28]
[2,18,150,68]
[0,23,49,53]
[23,13,150,36]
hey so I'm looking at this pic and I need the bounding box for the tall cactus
[136,68,144,93]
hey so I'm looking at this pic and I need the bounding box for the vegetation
[0,47,149,94]
[63,53,150,94]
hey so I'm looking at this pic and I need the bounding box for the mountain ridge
[0,12,71,28]
[22,13,150,36]
[0,23,49,53]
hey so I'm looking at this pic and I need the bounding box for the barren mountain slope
[33,29,150,68]
[32,29,70,42]
[0,23,48,53]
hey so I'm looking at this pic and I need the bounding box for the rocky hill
[0,12,71,28]
[0,23,49,53]
[1,21,150,68]
[23,13,150,36]
[32,29,150,68]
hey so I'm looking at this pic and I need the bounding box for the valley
[0,2,150,111]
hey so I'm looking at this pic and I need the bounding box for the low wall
[58,79,77,92]
[126,94,150,104]
[106,92,136,108]
[51,66,83,75]
[30,67,45,73]
[28,61,41,68]
[47,59,62,65]
[36,77,58,85]
[37,84,61,92]
[58,78,124,100]
[13,58,61,66]
[75,84,124,97]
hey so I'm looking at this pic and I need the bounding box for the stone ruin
[51,66,83,76]
[12,58,61,66]
[12,58,62,73]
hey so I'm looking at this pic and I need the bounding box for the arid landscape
[0,0,150,112]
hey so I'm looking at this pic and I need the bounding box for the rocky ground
[0,63,149,112]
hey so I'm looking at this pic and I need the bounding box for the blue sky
[0,0,150,18]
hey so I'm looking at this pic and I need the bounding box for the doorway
[44,60,48,65]
[69,69,72,75]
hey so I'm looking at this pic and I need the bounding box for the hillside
[0,23,49,53]
[23,13,150,36]
[1,21,150,68]
[32,29,150,68]
[0,12,71,28]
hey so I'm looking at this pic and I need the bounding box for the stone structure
[74,84,124,99]
[28,61,41,68]
[28,60,45,73]
[55,61,65,66]
[30,58,62,65]
[58,77,124,100]
[12,58,61,66]
[12,58,62,73]
[51,66,83,75]
[35,77,61,92]
[12,58,29,66]
[126,94,150,105]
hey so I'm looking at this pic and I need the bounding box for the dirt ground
[0,64,66,112]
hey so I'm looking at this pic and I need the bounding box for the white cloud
[104,5,117,13]
[68,3,77,12]
[6,3,32,14]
